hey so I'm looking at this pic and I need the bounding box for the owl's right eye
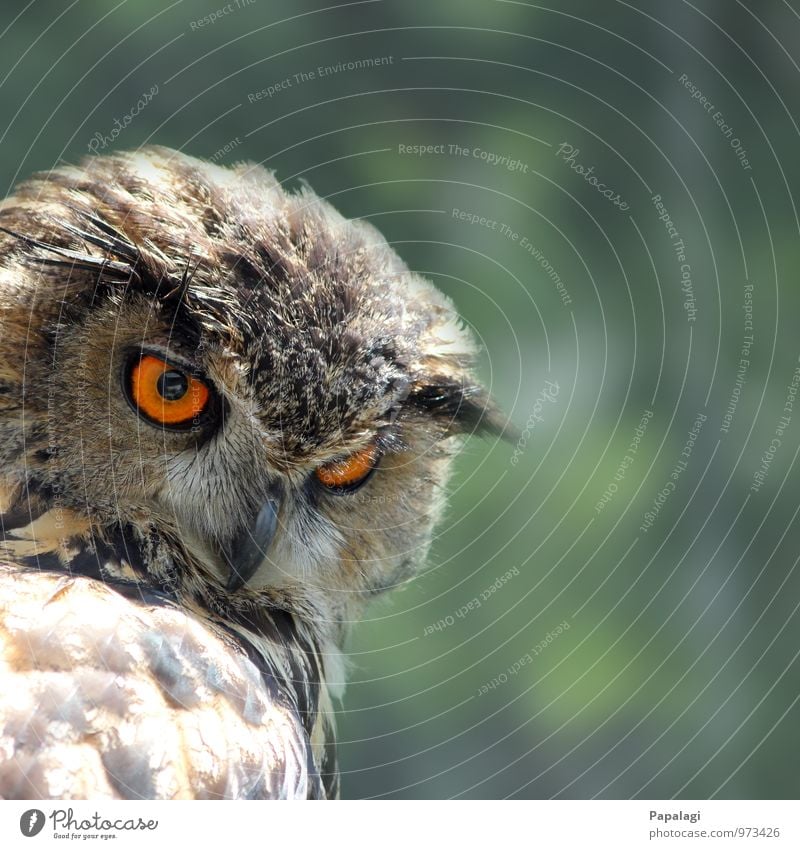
[125,354,212,430]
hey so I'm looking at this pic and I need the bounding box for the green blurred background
[3,0,800,799]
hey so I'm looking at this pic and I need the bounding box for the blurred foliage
[3,0,800,798]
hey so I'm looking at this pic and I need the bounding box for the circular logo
[19,810,45,837]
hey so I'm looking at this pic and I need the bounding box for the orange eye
[128,354,210,428]
[314,442,381,492]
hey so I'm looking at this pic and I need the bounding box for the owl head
[0,146,507,654]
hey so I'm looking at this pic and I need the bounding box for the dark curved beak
[223,490,282,592]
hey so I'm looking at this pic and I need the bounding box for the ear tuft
[409,376,518,441]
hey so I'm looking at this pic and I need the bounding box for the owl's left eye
[125,354,212,429]
[314,442,381,493]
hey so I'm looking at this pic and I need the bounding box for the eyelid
[132,345,199,373]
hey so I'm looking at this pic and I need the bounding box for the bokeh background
[2,0,800,799]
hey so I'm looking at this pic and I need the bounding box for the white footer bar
[1,799,795,848]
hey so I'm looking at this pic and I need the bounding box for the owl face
[0,147,504,631]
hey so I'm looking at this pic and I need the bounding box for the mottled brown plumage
[0,147,504,799]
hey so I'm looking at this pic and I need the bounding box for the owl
[0,147,506,799]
